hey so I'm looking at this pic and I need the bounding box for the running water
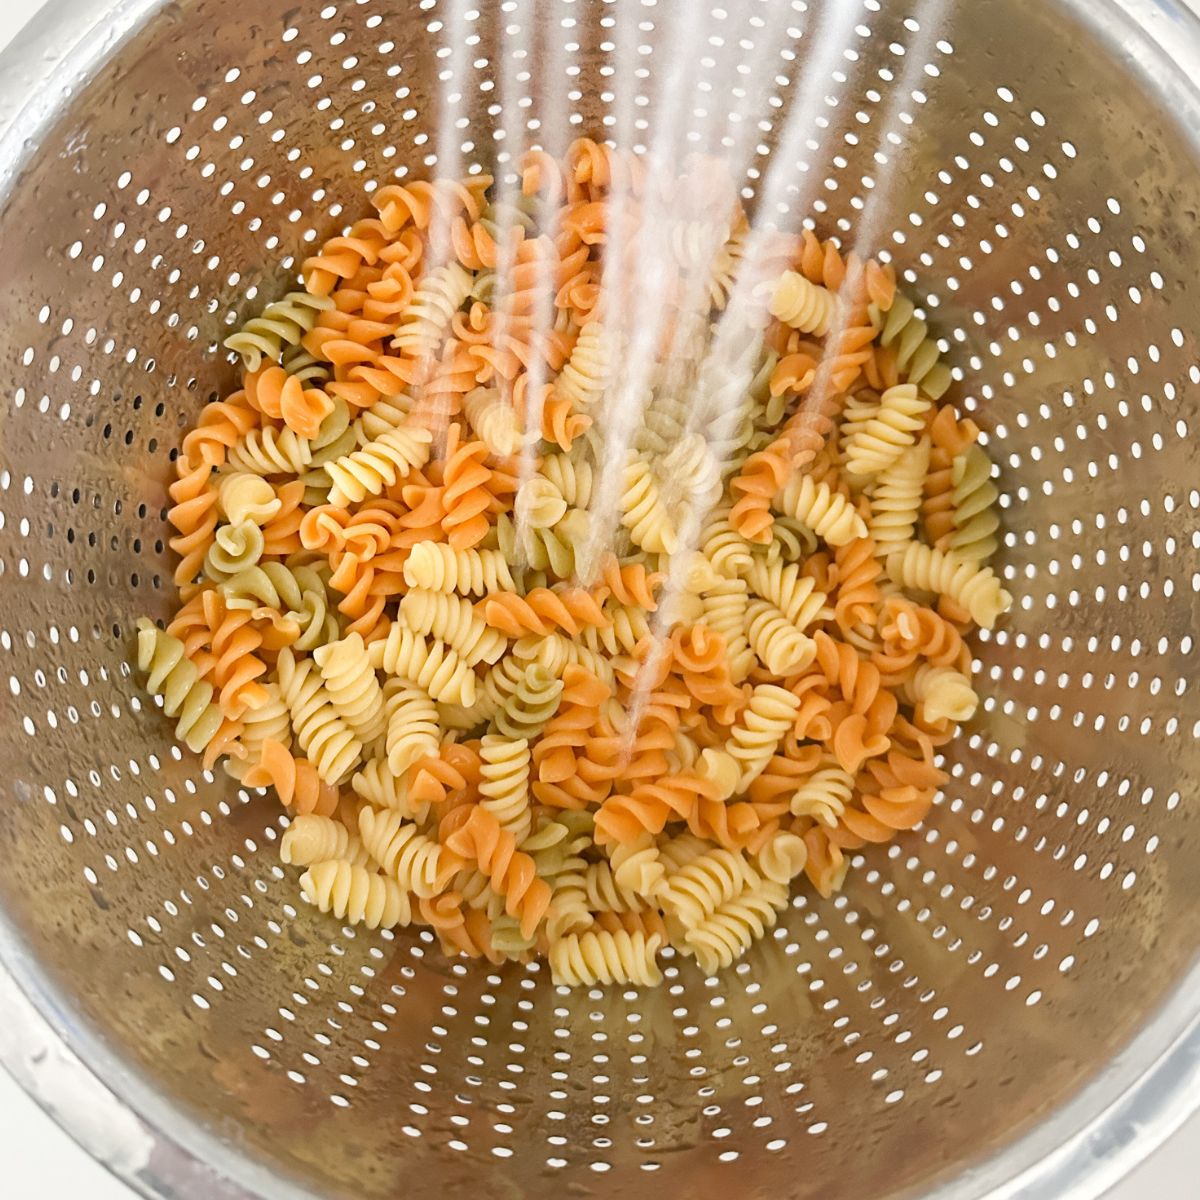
[418,0,949,746]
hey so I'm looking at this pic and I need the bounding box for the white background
[0,1,1193,1196]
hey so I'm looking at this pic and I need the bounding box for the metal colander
[2,0,1200,1197]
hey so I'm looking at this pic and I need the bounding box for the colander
[2,0,1200,1197]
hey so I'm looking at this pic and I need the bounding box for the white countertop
[0,0,1194,1196]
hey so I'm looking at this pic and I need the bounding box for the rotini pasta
[225,291,334,372]
[138,147,1013,987]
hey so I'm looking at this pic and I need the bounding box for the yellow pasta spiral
[791,762,854,826]
[398,588,506,666]
[383,680,440,775]
[657,847,755,932]
[392,263,475,357]
[549,929,663,987]
[276,647,363,784]
[745,598,817,675]
[403,540,516,595]
[368,625,478,706]
[908,663,978,724]
[844,383,930,478]
[463,386,522,456]
[700,501,755,579]
[350,758,427,821]
[218,473,283,525]
[226,425,313,475]
[224,291,333,372]
[555,321,616,410]
[769,270,836,336]
[884,542,1012,630]
[620,457,677,554]
[609,834,665,896]
[478,733,533,841]
[868,434,931,557]
[870,291,953,399]
[493,663,565,740]
[579,603,651,660]
[699,576,755,682]
[300,859,412,930]
[135,619,226,754]
[358,806,453,898]
[754,831,809,884]
[726,684,801,788]
[203,519,265,583]
[325,424,433,506]
[515,476,569,529]
[744,558,828,630]
[225,679,291,780]
[312,632,387,745]
[540,449,594,508]
[281,814,369,867]
[682,878,789,975]
[775,473,868,547]
[949,443,1000,563]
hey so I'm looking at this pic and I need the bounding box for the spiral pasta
[478,734,533,842]
[368,624,477,706]
[869,434,931,557]
[844,383,930,478]
[281,814,369,868]
[135,619,230,756]
[870,291,953,400]
[745,599,817,675]
[788,759,854,826]
[325,424,434,506]
[403,540,516,595]
[549,929,663,988]
[493,663,565,741]
[218,473,283,526]
[225,291,333,372]
[382,680,440,775]
[138,146,1013,986]
[399,588,506,665]
[359,806,456,898]
[744,559,828,631]
[277,647,363,783]
[393,263,475,357]
[226,425,314,475]
[620,457,678,554]
[908,664,978,725]
[300,860,412,930]
[885,542,1012,630]
[949,444,1001,563]
[657,847,755,932]
[726,685,801,788]
[313,632,387,745]
[769,270,836,336]
[682,878,789,975]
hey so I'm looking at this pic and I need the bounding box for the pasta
[549,929,663,988]
[135,143,1011,987]
[225,291,334,372]
[325,425,434,506]
[280,814,369,868]
[844,383,930,478]
[300,859,412,930]
[312,632,387,745]
[948,444,1001,562]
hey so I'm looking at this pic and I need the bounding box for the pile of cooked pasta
[134,139,1011,988]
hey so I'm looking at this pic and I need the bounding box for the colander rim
[1,0,1200,1196]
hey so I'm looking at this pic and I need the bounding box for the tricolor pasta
[133,141,1010,987]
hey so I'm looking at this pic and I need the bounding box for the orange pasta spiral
[444,806,551,939]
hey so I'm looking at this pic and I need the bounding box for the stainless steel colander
[2,0,1200,1197]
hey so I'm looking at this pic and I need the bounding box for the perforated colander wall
[1,0,1199,1197]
